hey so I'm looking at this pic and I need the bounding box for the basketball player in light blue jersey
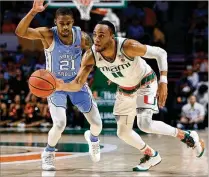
[15,0,102,171]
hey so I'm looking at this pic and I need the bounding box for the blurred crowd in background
[0,1,208,130]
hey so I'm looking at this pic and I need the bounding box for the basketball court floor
[0,130,208,177]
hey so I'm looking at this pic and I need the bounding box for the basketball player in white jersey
[15,0,102,171]
[56,21,205,171]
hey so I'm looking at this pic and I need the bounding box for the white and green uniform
[91,37,159,116]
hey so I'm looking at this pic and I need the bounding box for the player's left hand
[55,78,65,91]
[157,82,167,108]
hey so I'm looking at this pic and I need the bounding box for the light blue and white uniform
[44,26,92,113]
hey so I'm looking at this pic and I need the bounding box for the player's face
[55,15,74,37]
[93,24,113,52]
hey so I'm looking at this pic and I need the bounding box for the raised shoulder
[37,27,53,37]
[122,39,146,58]
[81,31,93,50]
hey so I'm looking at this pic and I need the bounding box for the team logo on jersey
[121,58,125,62]
[60,54,74,60]
[99,57,102,61]
[118,54,125,62]
[99,62,131,72]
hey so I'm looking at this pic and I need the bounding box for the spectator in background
[173,70,195,116]
[19,54,34,78]
[194,80,208,111]
[8,94,23,121]
[0,70,10,104]
[0,43,7,60]
[143,7,157,28]
[126,18,144,42]
[8,68,28,97]
[189,1,208,55]
[154,1,169,24]
[175,71,194,99]
[39,97,52,124]
[23,92,43,126]
[177,95,205,130]
[3,59,16,80]
[2,19,16,33]
[0,71,9,96]
[200,59,208,72]
[34,11,54,27]
[0,101,7,121]
[15,45,24,64]
[186,65,199,88]
[34,52,46,71]
[153,24,165,48]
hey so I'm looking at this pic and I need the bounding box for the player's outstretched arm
[15,0,49,40]
[123,39,168,108]
[56,49,95,92]
[81,31,93,50]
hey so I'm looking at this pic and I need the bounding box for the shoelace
[92,143,100,154]
[139,154,150,164]
[182,134,196,149]
[44,154,54,165]
[186,137,196,149]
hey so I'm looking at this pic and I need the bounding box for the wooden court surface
[0,130,208,177]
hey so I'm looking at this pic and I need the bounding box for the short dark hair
[97,20,116,34]
[55,7,73,18]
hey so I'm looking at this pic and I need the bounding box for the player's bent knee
[54,119,66,131]
[137,108,153,132]
[117,128,125,139]
[117,124,131,140]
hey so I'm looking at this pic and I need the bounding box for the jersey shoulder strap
[116,37,134,61]
[73,26,82,45]
[51,26,60,44]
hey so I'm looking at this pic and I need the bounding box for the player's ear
[54,19,57,25]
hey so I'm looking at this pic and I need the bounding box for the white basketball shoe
[41,151,56,171]
[133,151,162,171]
[189,131,205,157]
[84,130,100,162]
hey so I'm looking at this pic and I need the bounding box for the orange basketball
[28,69,56,98]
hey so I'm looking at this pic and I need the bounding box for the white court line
[0,143,117,165]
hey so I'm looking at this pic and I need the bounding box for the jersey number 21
[60,60,75,70]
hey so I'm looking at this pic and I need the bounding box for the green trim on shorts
[118,72,156,94]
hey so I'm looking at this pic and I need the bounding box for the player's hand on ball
[32,0,48,13]
[157,82,167,108]
[56,79,65,91]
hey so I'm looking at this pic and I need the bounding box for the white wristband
[160,75,168,83]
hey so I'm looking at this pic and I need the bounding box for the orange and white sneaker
[133,151,162,171]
